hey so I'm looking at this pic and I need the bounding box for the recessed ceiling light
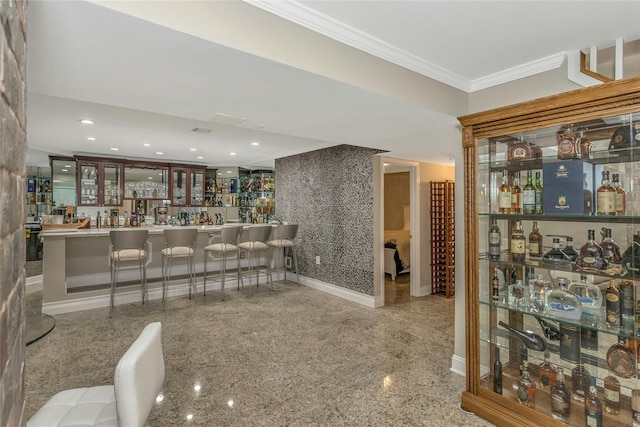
[110,147,119,151]
[226,170,232,174]
[190,148,196,152]
[158,172,163,175]
[217,172,222,176]
[194,384,201,392]
[80,119,94,125]
[255,124,265,129]
[156,152,164,155]
[250,142,259,146]
[64,165,71,168]
[87,137,96,141]
[61,169,68,172]
[148,176,153,180]
[230,152,236,156]
[144,143,151,147]
[186,414,193,421]
[196,156,204,160]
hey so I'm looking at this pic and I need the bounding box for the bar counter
[40,225,255,315]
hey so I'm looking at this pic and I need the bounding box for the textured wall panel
[275,145,383,296]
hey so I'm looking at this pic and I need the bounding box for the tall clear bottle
[550,367,571,422]
[488,217,501,261]
[597,170,616,215]
[522,170,536,214]
[498,171,511,214]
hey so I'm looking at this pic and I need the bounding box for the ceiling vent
[191,127,212,134]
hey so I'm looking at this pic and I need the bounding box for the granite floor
[25,280,495,427]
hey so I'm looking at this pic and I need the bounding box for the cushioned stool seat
[28,322,164,427]
[27,386,117,427]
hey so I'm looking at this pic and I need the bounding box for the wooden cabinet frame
[458,76,640,427]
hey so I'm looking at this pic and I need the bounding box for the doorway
[376,156,421,306]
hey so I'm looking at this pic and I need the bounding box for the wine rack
[460,77,640,427]
[430,180,455,297]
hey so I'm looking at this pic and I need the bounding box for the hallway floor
[25,281,493,426]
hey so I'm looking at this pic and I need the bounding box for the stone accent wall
[0,1,28,425]
[275,145,384,295]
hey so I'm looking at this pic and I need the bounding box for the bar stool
[161,228,197,309]
[203,225,244,300]
[267,224,300,285]
[109,229,149,317]
[238,225,273,292]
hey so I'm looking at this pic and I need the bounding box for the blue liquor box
[27,178,36,193]
[542,160,593,215]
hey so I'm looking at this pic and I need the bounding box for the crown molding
[469,52,567,92]
[244,0,471,91]
[245,0,566,93]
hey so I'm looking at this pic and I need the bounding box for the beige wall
[384,172,410,230]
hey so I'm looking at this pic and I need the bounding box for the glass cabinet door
[476,112,640,426]
[102,163,122,206]
[78,161,99,206]
[172,168,187,206]
[190,169,204,206]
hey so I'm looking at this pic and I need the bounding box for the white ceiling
[26,1,640,169]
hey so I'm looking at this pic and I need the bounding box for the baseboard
[26,274,43,286]
[450,354,466,376]
[42,277,233,316]
[299,275,376,308]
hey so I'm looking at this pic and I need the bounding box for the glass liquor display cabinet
[459,77,640,427]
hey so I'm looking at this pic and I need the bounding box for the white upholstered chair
[27,322,165,427]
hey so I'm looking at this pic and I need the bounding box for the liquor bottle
[510,220,526,262]
[522,170,536,214]
[543,238,570,263]
[511,173,522,214]
[529,276,550,314]
[557,124,581,160]
[550,367,571,422]
[572,363,590,403]
[546,278,582,320]
[606,336,637,378]
[516,360,536,408]
[528,221,542,258]
[584,376,603,427]
[600,227,622,266]
[508,138,541,163]
[604,373,621,415]
[619,279,635,333]
[612,173,627,215]
[492,268,500,303]
[508,279,527,311]
[130,211,138,227]
[568,276,602,352]
[498,171,511,214]
[534,172,543,214]
[576,229,607,271]
[488,218,501,260]
[606,282,621,328]
[633,389,640,427]
[498,321,546,351]
[561,236,580,262]
[559,323,581,363]
[536,316,561,341]
[493,346,502,395]
[538,351,557,390]
[597,170,616,215]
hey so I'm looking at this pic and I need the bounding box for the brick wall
[0,0,28,425]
